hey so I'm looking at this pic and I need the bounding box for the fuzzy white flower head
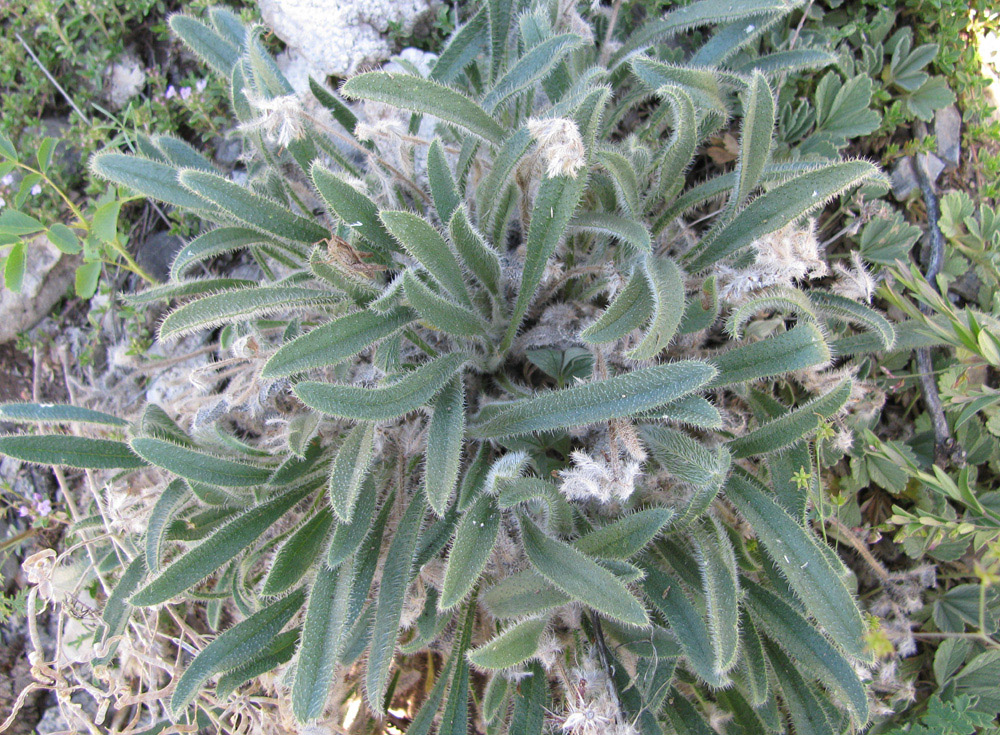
[240,91,305,149]
[558,450,642,504]
[717,220,827,301]
[527,117,586,179]
[832,251,878,303]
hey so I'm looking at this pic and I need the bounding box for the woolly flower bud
[831,251,877,303]
[527,117,586,178]
[240,92,305,149]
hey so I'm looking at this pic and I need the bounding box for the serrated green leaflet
[262,306,414,378]
[342,72,504,145]
[687,161,882,271]
[0,402,126,427]
[295,351,467,421]
[0,435,146,470]
[262,507,334,595]
[292,559,353,721]
[728,379,852,458]
[424,376,465,515]
[745,581,868,724]
[520,514,649,627]
[471,360,715,438]
[160,286,341,340]
[132,485,312,606]
[440,494,501,609]
[170,589,305,714]
[326,422,375,523]
[580,268,653,344]
[468,616,548,670]
[627,254,686,360]
[130,437,272,487]
[365,490,426,712]
[381,210,472,306]
[725,470,867,659]
[179,170,328,244]
[403,271,489,338]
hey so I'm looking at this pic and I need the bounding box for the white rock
[0,235,78,344]
[258,0,440,78]
[934,104,961,170]
[105,51,146,110]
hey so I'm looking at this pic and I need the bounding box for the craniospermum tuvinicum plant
[0,0,910,732]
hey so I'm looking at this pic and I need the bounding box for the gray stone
[890,157,918,200]
[934,105,961,170]
[0,235,78,344]
[916,152,945,185]
[214,135,244,166]
[134,230,183,283]
[258,0,441,78]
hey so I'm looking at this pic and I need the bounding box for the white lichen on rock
[259,0,441,78]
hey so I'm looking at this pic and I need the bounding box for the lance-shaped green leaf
[483,570,569,618]
[763,640,837,735]
[94,555,147,666]
[520,514,649,627]
[724,287,816,340]
[171,227,271,280]
[262,507,334,595]
[686,161,882,271]
[130,437,272,487]
[571,212,651,252]
[0,403,126,427]
[327,479,380,568]
[468,616,549,670]
[808,290,895,350]
[310,164,398,256]
[292,558,354,722]
[121,278,257,306]
[0,435,145,470]
[308,78,357,134]
[449,207,502,297]
[154,135,217,172]
[581,268,654,344]
[428,139,461,224]
[595,149,640,215]
[501,167,587,353]
[430,6,488,84]
[482,33,583,112]
[725,470,867,659]
[738,48,837,76]
[90,153,213,212]
[745,581,868,724]
[575,507,674,560]
[169,13,240,76]
[612,0,801,67]
[709,323,829,387]
[365,490,427,711]
[440,493,501,609]
[656,394,723,429]
[679,276,719,334]
[689,13,781,67]
[342,72,504,145]
[327,422,376,523]
[508,661,548,735]
[642,565,727,688]
[180,170,329,244]
[217,628,300,699]
[691,515,741,677]
[470,360,716,439]
[262,306,414,378]
[729,71,775,213]
[738,610,770,706]
[630,58,729,116]
[476,127,533,233]
[403,271,489,338]
[160,286,341,340]
[146,480,190,573]
[438,597,477,735]
[381,210,472,306]
[295,351,467,421]
[424,376,465,515]
[170,589,305,714]
[132,485,312,606]
[646,87,697,209]
[627,254,686,360]
[728,379,852,458]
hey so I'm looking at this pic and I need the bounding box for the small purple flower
[195,78,208,93]
[18,505,30,518]
[179,86,193,101]
[0,173,13,187]
[30,183,42,196]
[164,85,177,100]
[37,498,52,516]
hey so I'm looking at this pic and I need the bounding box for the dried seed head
[831,251,878,303]
[527,117,586,179]
[240,91,306,149]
